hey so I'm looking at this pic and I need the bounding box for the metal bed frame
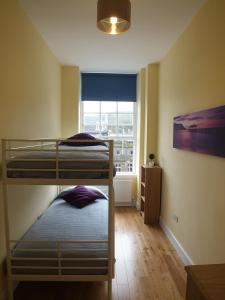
[1,139,115,300]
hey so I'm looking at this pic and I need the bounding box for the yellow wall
[144,64,159,161]
[0,0,61,298]
[137,65,159,203]
[61,66,80,138]
[136,69,146,200]
[158,0,225,264]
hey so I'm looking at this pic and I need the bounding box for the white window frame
[80,101,137,175]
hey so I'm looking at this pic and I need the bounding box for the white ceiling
[20,0,205,73]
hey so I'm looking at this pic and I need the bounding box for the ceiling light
[97,0,131,35]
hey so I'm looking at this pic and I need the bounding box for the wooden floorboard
[14,207,186,300]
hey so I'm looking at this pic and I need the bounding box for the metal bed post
[2,138,115,300]
[2,140,14,300]
[108,140,114,300]
[55,140,59,180]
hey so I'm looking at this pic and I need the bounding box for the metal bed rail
[1,139,114,182]
[1,138,115,300]
[10,239,109,275]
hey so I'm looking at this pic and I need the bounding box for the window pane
[118,102,133,113]
[114,140,122,148]
[101,101,117,113]
[107,126,117,137]
[84,113,100,125]
[118,126,133,136]
[81,101,136,174]
[83,113,100,134]
[83,124,99,134]
[101,113,117,125]
[100,125,117,137]
[101,113,117,136]
[118,113,133,125]
[114,139,135,172]
[83,101,100,113]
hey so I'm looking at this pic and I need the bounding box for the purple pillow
[59,133,106,146]
[57,186,107,200]
[88,187,107,199]
[57,185,100,208]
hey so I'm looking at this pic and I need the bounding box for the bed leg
[7,277,14,300]
[108,278,112,300]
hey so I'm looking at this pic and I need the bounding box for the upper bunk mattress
[7,144,115,179]
[12,196,109,276]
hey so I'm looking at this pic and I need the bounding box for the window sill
[115,172,137,179]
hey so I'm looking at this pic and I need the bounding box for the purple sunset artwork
[173,105,225,158]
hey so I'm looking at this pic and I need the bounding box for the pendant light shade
[97,0,131,35]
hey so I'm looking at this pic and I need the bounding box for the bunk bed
[1,138,115,300]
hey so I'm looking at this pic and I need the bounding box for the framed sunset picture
[173,105,225,158]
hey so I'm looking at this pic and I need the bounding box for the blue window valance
[81,73,137,102]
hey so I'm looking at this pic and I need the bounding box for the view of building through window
[81,101,136,173]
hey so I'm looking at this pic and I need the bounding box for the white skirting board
[159,217,194,266]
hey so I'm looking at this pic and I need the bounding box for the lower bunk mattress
[12,196,109,276]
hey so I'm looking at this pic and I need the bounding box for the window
[128,162,133,172]
[80,72,137,174]
[115,163,122,172]
[116,149,121,156]
[81,101,136,173]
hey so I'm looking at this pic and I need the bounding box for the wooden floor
[15,208,186,300]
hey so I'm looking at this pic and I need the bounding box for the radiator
[113,179,133,206]
[58,182,133,206]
